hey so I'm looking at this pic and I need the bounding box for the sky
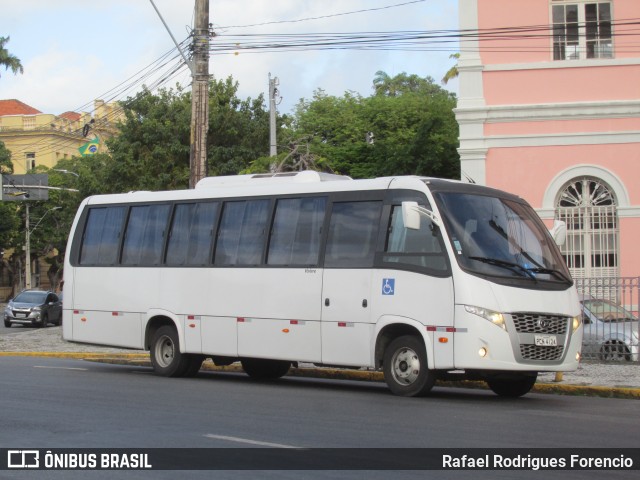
[0,0,459,117]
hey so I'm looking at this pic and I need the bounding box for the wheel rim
[390,347,421,386]
[154,334,175,368]
[602,343,627,361]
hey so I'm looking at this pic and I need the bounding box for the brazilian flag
[78,137,100,156]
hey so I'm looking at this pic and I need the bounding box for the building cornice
[459,131,640,149]
[483,58,640,72]
[455,100,640,124]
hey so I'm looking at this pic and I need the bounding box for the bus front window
[435,192,572,287]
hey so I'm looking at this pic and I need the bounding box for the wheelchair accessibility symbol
[382,278,395,295]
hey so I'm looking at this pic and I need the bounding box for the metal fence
[575,277,639,363]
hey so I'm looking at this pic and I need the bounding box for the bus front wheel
[150,325,191,377]
[383,335,435,397]
[486,374,537,398]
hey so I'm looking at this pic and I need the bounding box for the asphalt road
[0,356,637,480]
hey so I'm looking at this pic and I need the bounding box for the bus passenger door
[321,269,374,366]
[320,200,382,367]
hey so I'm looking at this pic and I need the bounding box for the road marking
[33,366,89,371]
[203,434,300,449]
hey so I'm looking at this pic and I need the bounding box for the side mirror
[549,220,567,246]
[401,201,441,230]
[401,201,421,230]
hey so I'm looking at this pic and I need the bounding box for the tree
[207,76,270,176]
[289,74,459,180]
[373,70,443,97]
[0,36,23,78]
[441,53,460,85]
[102,76,270,192]
[105,85,191,192]
[0,140,12,174]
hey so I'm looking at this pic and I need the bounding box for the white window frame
[551,0,613,61]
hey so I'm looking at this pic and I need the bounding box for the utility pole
[190,0,210,188]
[149,0,210,188]
[24,204,31,289]
[268,74,280,158]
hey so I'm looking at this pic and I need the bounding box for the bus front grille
[511,313,568,335]
[520,344,564,361]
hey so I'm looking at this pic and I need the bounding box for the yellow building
[0,99,123,173]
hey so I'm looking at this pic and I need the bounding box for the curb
[3,351,639,399]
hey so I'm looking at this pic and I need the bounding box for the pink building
[456,0,640,280]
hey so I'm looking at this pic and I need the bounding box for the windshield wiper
[525,267,571,283]
[468,256,537,281]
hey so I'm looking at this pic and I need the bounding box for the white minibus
[63,171,583,397]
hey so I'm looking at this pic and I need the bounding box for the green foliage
[207,77,270,176]
[441,53,460,85]
[0,36,23,78]
[290,73,459,179]
[0,140,12,174]
[100,77,270,190]
[105,85,191,192]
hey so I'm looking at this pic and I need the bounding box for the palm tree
[441,53,459,85]
[0,36,24,78]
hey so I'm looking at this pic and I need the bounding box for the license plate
[535,335,557,347]
[15,313,27,318]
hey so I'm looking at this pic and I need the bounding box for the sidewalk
[1,325,638,398]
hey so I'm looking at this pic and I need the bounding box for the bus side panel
[201,316,238,356]
[238,318,322,362]
[321,269,374,366]
[213,268,323,362]
[72,268,149,348]
[371,270,455,369]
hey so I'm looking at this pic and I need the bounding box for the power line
[218,0,427,29]
[206,18,640,56]
[5,42,191,162]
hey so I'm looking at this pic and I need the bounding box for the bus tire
[600,342,631,362]
[183,355,205,377]
[150,325,190,377]
[487,374,537,398]
[241,358,291,380]
[383,335,435,397]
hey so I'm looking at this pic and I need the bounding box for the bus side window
[384,205,448,272]
[166,202,219,266]
[267,197,326,266]
[214,200,270,266]
[121,204,171,266]
[324,201,382,268]
[79,206,126,265]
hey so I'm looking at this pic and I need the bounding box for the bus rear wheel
[487,374,537,398]
[241,358,291,380]
[383,335,435,397]
[150,325,191,377]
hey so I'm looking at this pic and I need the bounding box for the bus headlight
[572,315,581,332]
[464,305,506,331]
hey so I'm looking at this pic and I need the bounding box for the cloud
[1,0,459,115]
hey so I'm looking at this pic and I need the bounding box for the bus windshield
[434,191,572,288]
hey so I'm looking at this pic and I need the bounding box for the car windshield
[582,300,637,322]
[434,191,572,287]
[13,291,48,304]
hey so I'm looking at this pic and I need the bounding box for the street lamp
[25,206,62,290]
[53,169,80,178]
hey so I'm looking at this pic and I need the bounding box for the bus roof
[80,172,516,206]
[195,171,351,188]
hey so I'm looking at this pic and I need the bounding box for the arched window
[556,177,618,279]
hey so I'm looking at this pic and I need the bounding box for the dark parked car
[4,290,62,328]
